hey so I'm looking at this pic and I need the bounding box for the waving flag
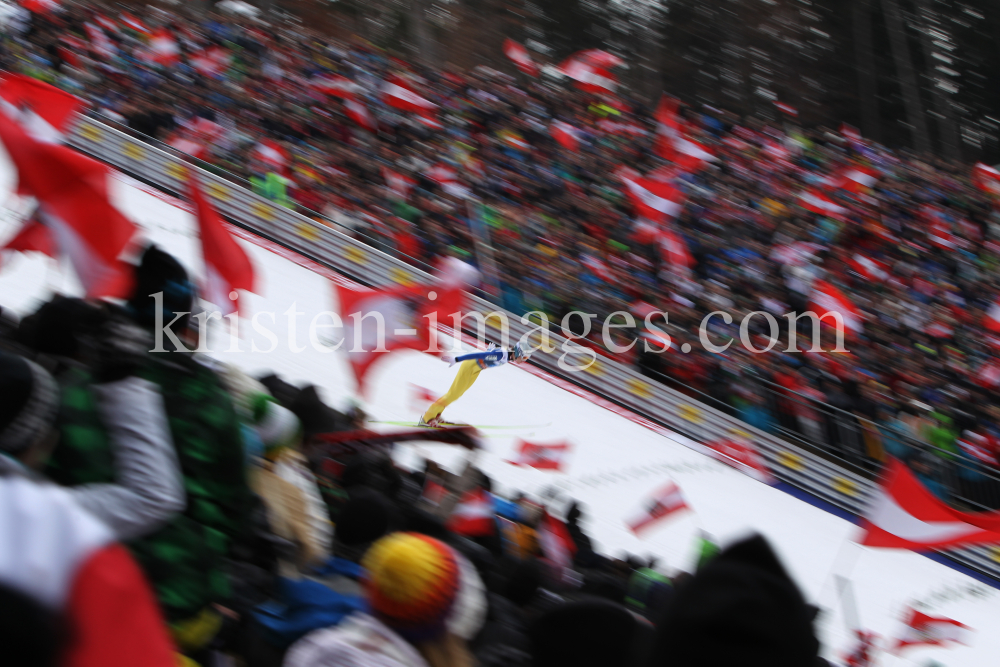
[573,49,624,69]
[891,609,972,654]
[973,163,1000,197]
[846,253,889,282]
[703,434,775,484]
[507,439,570,471]
[0,113,136,298]
[84,23,117,60]
[653,95,713,171]
[581,254,613,282]
[120,13,149,34]
[560,54,617,94]
[774,101,798,117]
[95,14,119,33]
[446,488,496,537]
[0,73,86,144]
[190,47,230,76]
[551,120,582,152]
[502,39,538,77]
[809,280,863,335]
[382,167,416,200]
[251,139,290,176]
[22,0,59,13]
[619,169,684,222]
[858,459,1000,550]
[381,75,437,115]
[310,74,360,98]
[334,283,464,391]
[149,28,180,67]
[427,163,469,198]
[2,217,56,259]
[658,226,693,277]
[828,165,879,193]
[798,189,847,217]
[537,511,576,570]
[188,171,255,315]
[344,98,377,133]
[625,482,689,535]
[984,300,1000,334]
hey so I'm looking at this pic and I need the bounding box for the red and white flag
[1,217,56,260]
[551,120,581,151]
[0,113,136,298]
[445,488,496,537]
[251,139,290,176]
[774,101,798,117]
[537,511,576,570]
[344,98,377,133]
[502,38,538,77]
[506,439,570,472]
[560,55,617,94]
[846,253,888,282]
[0,73,86,145]
[828,165,879,193]
[974,360,1000,389]
[84,23,117,59]
[22,0,59,13]
[168,117,225,160]
[120,12,149,34]
[574,49,624,69]
[625,481,689,535]
[148,28,180,67]
[427,163,469,198]
[841,123,862,143]
[94,14,119,33]
[581,254,613,282]
[190,46,230,76]
[972,163,1000,198]
[809,280,863,334]
[653,96,713,171]
[892,608,972,653]
[658,226,693,277]
[188,171,254,315]
[983,300,1000,334]
[703,435,775,485]
[858,459,1000,550]
[798,189,847,217]
[381,75,437,115]
[619,169,684,222]
[310,74,360,98]
[382,167,416,200]
[334,282,464,392]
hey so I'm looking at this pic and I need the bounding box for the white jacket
[284,613,430,667]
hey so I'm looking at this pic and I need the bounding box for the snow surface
[1,148,998,666]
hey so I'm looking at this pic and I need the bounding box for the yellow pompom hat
[361,532,461,641]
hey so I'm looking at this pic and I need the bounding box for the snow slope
[1,151,998,666]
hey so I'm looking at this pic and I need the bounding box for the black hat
[335,487,391,547]
[17,296,103,359]
[646,534,824,666]
[126,245,195,329]
[0,351,58,455]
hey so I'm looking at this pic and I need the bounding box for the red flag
[506,439,570,471]
[581,254,613,282]
[95,14,119,33]
[625,481,689,535]
[703,435,775,484]
[0,73,86,144]
[827,165,879,193]
[251,139,290,176]
[84,23,117,59]
[809,280,863,335]
[344,99,377,133]
[572,49,624,69]
[798,189,847,217]
[560,55,617,94]
[334,282,464,391]
[891,608,972,653]
[983,300,1000,334]
[381,75,437,115]
[537,511,576,570]
[167,117,224,160]
[658,226,693,277]
[975,360,1000,389]
[0,113,135,298]
[550,120,581,151]
[973,162,1000,198]
[653,95,713,171]
[148,29,180,67]
[310,74,360,98]
[858,459,1000,550]
[502,39,538,77]
[619,169,684,222]
[774,101,798,117]
[421,479,446,507]
[382,167,415,200]
[2,217,56,258]
[846,253,888,282]
[22,0,59,12]
[446,489,496,537]
[190,46,230,76]
[188,171,254,315]
[120,13,149,34]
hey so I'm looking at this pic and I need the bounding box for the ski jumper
[422,347,510,422]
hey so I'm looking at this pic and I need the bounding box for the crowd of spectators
[1,243,834,666]
[5,4,1000,499]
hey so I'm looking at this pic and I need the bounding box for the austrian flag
[892,608,972,654]
[626,481,689,535]
[445,489,496,537]
[809,280,863,335]
[507,439,570,472]
[619,169,684,222]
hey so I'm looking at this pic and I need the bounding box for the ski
[368,420,551,430]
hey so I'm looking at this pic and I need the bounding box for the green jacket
[49,353,250,622]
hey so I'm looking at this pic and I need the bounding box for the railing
[64,115,1000,583]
